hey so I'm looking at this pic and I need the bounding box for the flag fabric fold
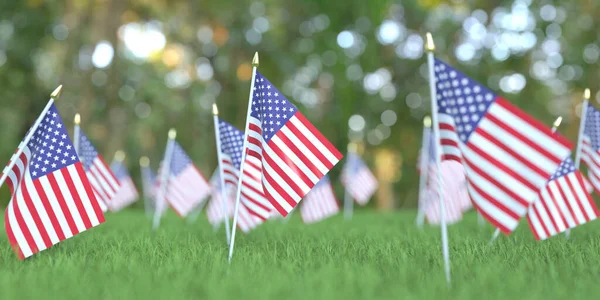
[109,161,139,212]
[4,104,105,259]
[79,131,120,212]
[246,71,343,217]
[433,58,572,234]
[218,118,270,232]
[527,157,599,240]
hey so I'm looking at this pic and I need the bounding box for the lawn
[0,210,599,299]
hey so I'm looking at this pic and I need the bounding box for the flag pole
[0,85,63,188]
[568,88,591,239]
[153,128,177,230]
[344,142,357,220]
[489,116,563,244]
[416,116,432,228]
[140,156,153,218]
[425,32,451,285]
[74,113,81,158]
[212,103,232,245]
[228,52,259,263]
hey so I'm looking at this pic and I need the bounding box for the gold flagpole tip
[584,88,591,100]
[140,156,149,167]
[168,128,177,139]
[425,33,435,52]
[114,150,126,162]
[212,103,219,116]
[252,52,259,67]
[423,116,432,127]
[553,116,563,128]
[51,85,63,100]
[74,113,81,125]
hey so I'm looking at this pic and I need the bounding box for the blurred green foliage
[0,0,599,208]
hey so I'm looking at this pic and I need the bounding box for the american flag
[300,175,339,224]
[423,161,468,225]
[156,142,211,217]
[109,160,139,212]
[581,103,600,194]
[420,132,472,215]
[4,104,105,259]
[527,157,599,240]
[247,71,343,217]
[340,152,378,205]
[206,170,234,226]
[433,58,572,233]
[79,131,120,212]
[218,118,270,232]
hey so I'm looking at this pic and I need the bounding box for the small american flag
[527,157,599,240]
[300,175,339,224]
[246,71,343,217]
[218,118,270,231]
[109,160,138,212]
[433,58,572,233]
[79,131,120,212]
[423,161,469,225]
[157,142,211,217]
[4,104,105,259]
[581,103,600,193]
[340,152,378,205]
[206,170,234,226]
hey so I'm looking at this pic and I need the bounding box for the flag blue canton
[79,131,100,170]
[218,119,244,169]
[434,59,497,143]
[550,158,576,181]
[29,105,79,179]
[250,71,297,142]
[170,142,193,175]
[584,103,600,151]
[111,161,130,180]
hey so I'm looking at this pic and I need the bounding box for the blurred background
[0,0,597,209]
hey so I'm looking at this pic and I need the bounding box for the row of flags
[0,62,381,260]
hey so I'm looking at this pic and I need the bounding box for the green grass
[0,210,599,299]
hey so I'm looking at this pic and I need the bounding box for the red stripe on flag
[295,113,343,160]
[21,180,52,249]
[61,168,92,229]
[5,208,25,259]
[496,98,572,149]
[12,194,39,255]
[47,173,79,235]
[32,180,65,241]
[76,163,104,222]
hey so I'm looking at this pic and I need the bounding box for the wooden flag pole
[0,85,63,188]
[568,88,591,239]
[416,116,432,228]
[228,52,259,263]
[344,142,357,220]
[425,32,451,285]
[153,128,177,230]
[139,156,153,218]
[489,116,564,244]
[212,103,232,245]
